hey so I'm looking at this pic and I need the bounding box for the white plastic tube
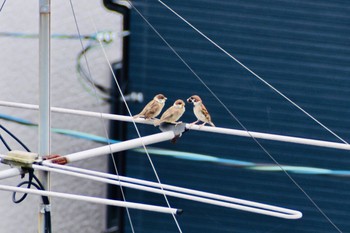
[0,167,22,180]
[39,163,302,219]
[50,131,175,163]
[0,184,180,215]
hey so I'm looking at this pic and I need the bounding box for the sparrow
[133,94,167,120]
[187,95,215,127]
[154,99,186,126]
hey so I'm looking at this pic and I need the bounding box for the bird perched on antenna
[187,95,215,127]
[154,99,186,126]
[133,94,167,120]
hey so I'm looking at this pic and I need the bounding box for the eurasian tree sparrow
[154,99,185,126]
[133,94,167,119]
[187,95,215,127]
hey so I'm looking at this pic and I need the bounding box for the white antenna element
[0,167,23,180]
[0,153,302,219]
[1,100,350,151]
[57,131,175,163]
[0,184,180,215]
[34,163,302,219]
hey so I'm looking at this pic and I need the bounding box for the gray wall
[0,1,121,232]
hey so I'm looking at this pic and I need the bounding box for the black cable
[0,124,30,152]
[0,125,51,232]
[12,169,49,204]
[0,134,11,151]
[0,0,7,12]
[12,169,35,203]
[12,168,51,233]
[44,210,52,233]
[33,172,51,233]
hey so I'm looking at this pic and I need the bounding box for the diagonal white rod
[57,131,175,163]
[0,184,180,215]
[40,163,302,219]
[1,100,350,151]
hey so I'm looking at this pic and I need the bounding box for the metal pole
[38,0,51,232]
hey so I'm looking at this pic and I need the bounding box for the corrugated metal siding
[125,1,350,232]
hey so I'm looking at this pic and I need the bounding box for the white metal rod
[0,167,22,180]
[38,0,51,231]
[0,100,153,125]
[1,100,349,151]
[43,131,175,163]
[40,163,302,219]
[189,125,350,150]
[0,184,180,215]
[39,1,51,160]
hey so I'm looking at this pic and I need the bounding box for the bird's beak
[186,97,192,103]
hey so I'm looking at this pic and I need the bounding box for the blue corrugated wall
[124,1,350,232]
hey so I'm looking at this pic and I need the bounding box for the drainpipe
[103,1,131,232]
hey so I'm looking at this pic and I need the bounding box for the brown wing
[160,107,184,122]
[201,104,212,122]
[137,100,160,119]
[160,107,175,122]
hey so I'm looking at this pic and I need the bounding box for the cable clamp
[40,204,51,213]
[37,154,67,165]
[158,122,188,143]
[2,150,38,167]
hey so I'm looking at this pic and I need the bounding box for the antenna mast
[38,0,51,232]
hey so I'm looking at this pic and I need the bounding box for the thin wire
[87,11,183,233]
[158,0,348,146]
[131,2,343,233]
[0,0,7,12]
[67,1,136,232]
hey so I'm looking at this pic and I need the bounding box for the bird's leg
[199,122,207,129]
[174,121,183,127]
[188,120,199,129]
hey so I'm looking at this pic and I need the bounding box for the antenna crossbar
[35,163,301,219]
[0,184,180,215]
[1,100,349,151]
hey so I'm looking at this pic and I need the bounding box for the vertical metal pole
[103,1,131,231]
[39,0,51,232]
